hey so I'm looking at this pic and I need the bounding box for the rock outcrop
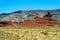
[15,16,59,28]
[0,16,60,28]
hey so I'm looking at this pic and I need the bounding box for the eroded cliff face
[18,16,58,28]
[0,10,60,28]
[0,15,59,29]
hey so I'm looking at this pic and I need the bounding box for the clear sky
[0,0,60,13]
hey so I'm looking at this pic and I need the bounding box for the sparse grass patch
[0,27,60,40]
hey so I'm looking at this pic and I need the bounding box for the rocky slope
[17,16,59,28]
[0,9,60,22]
[0,16,59,28]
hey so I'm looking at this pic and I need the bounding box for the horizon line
[0,9,60,13]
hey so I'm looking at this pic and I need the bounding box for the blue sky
[0,0,60,13]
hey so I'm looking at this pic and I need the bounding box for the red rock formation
[17,16,58,28]
[0,16,59,28]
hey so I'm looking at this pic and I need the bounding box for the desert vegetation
[0,28,60,40]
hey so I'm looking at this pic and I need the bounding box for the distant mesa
[12,10,22,13]
[0,9,60,28]
[0,9,60,22]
